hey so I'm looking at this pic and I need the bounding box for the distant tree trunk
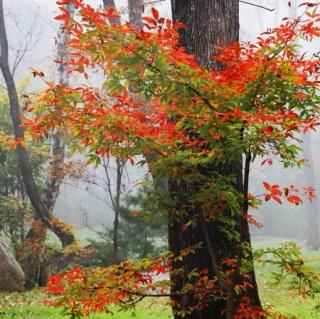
[103,0,121,25]
[168,1,261,318]
[128,0,144,29]
[103,158,125,263]
[303,133,320,250]
[0,0,76,288]
[112,161,121,262]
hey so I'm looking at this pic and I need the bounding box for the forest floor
[0,238,319,319]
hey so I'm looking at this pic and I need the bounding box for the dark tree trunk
[168,1,261,318]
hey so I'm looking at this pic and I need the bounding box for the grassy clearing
[1,238,319,318]
[0,291,172,319]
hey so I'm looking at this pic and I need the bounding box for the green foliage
[0,92,48,250]
[0,194,32,247]
[255,242,320,304]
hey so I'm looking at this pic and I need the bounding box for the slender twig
[239,1,275,12]
[62,180,113,209]
[144,0,166,5]
[103,157,117,210]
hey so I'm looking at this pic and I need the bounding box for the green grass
[0,291,172,319]
[1,238,319,318]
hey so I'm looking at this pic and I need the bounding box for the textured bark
[0,240,25,292]
[128,0,144,29]
[0,0,75,261]
[168,1,261,318]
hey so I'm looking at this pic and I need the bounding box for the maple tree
[23,0,320,318]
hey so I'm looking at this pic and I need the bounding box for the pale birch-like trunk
[303,133,320,250]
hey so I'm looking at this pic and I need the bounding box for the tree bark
[168,1,261,318]
[128,0,144,29]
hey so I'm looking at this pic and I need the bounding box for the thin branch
[103,157,117,210]
[144,0,166,5]
[11,9,41,76]
[62,180,113,210]
[239,1,275,12]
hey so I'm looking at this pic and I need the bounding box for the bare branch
[239,0,275,12]
[10,9,41,76]
[144,0,166,5]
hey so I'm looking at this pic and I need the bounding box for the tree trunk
[168,1,261,318]
[128,0,144,29]
[103,0,121,25]
[303,133,320,250]
[103,158,124,263]
[101,0,143,263]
